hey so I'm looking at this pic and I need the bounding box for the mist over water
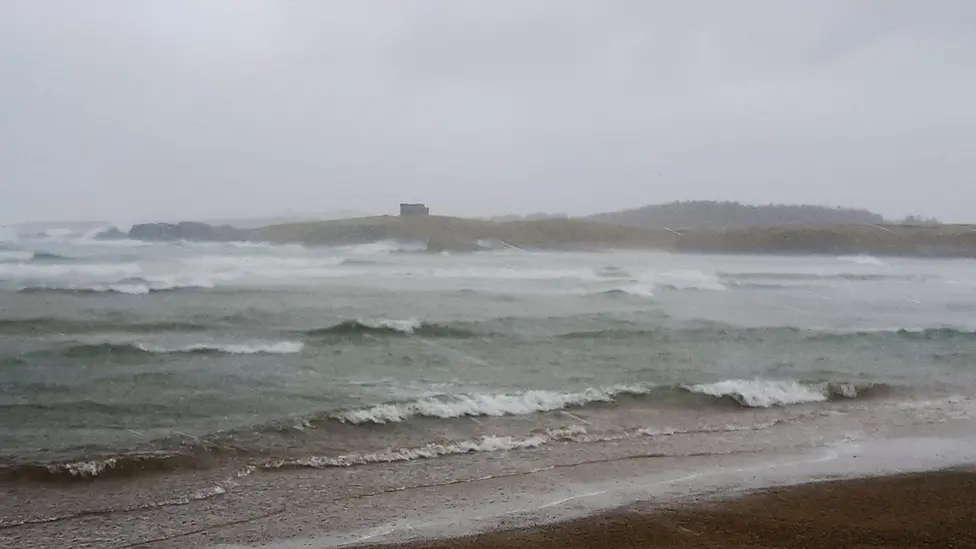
[1,228,974,481]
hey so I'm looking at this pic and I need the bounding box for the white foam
[836,254,886,266]
[656,269,728,291]
[686,379,829,407]
[1,262,142,279]
[335,386,653,424]
[32,275,217,295]
[580,282,656,298]
[0,250,33,262]
[582,269,726,297]
[337,240,428,255]
[594,265,632,278]
[181,240,307,252]
[356,317,425,333]
[2,251,353,293]
[136,341,304,355]
[38,228,78,239]
[264,427,588,469]
[80,237,153,248]
[262,420,787,471]
[635,420,781,438]
[48,457,119,477]
[615,283,656,297]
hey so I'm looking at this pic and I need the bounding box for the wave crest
[0,452,201,482]
[333,385,654,424]
[264,427,586,470]
[683,379,870,408]
[585,284,656,298]
[57,340,303,358]
[304,318,477,338]
[17,276,216,295]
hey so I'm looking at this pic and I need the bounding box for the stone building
[399,203,430,216]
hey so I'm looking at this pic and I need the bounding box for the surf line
[536,446,841,510]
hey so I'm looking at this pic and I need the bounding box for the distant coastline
[101,214,976,259]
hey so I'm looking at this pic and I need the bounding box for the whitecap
[837,255,886,266]
[136,341,304,355]
[685,379,830,407]
[334,385,654,424]
[263,426,587,469]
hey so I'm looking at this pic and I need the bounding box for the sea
[3,225,976,546]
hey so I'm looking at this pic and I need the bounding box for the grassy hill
[121,202,976,258]
[246,215,976,258]
[587,201,888,230]
[672,224,976,257]
[255,215,677,251]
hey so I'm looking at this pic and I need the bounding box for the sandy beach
[376,469,976,549]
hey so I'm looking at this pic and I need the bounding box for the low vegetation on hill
[672,224,976,257]
[586,201,889,230]
[254,215,675,251]
[114,202,971,258]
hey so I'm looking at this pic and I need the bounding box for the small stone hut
[399,203,430,216]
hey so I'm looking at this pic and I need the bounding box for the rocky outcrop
[92,227,128,240]
[126,222,252,242]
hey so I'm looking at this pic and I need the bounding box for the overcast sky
[2,1,974,224]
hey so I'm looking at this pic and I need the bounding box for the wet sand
[7,427,976,548]
[377,470,976,549]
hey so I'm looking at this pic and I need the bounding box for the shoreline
[370,468,976,549]
[219,429,976,549]
[4,405,975,548]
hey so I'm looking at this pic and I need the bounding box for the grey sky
[2,1,974,224]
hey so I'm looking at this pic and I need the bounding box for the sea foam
[334,385,653,424]
[135,341,304,355]
[685,379,840,407]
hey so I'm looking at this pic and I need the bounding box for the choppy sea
[3,225,976,541]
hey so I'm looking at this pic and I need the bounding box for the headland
[109,215,976,258]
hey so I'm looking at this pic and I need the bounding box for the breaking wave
[333,385,653,424]
[332,379,881,425]
[263,427,586,469]
[0,452,202,482]
[56,340,303,358]
[4,419,788,482]
[720,272,923,283]
[263,420,787,471]
[335,240,429,254]
[557,323,976,343]
[17,277,216,295]
[682,379,873,408]
[0,377,887,483]
[581,269,729,297]
[303,318,478,338]
[587,283,656,298]
[655,270,728,291]
[137,341,304,355]
[837,254,886,266]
